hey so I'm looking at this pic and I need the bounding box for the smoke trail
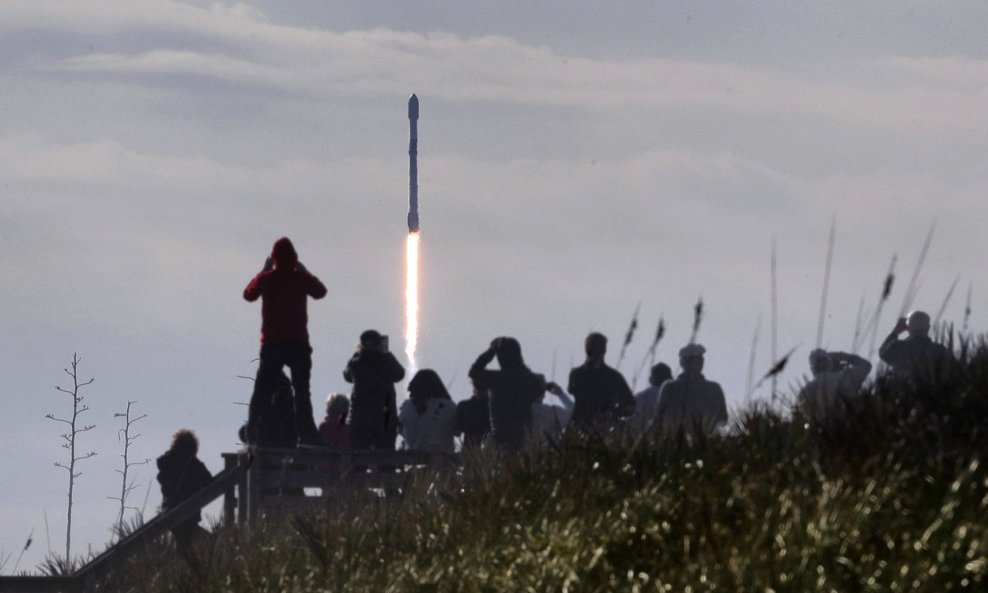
[404,231,421,375]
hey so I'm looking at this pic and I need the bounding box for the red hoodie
[243,238,327,344]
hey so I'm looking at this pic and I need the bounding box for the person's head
[678,343,706,374]
[808,348,831,375]
[408,369,451,401]
[649,362,673,387]
[907,310,931,337]
[271,237,298,269]
[170,429,199,457]
[494,337,524,368]
[325,393,349,419]
[408,369,451,413]
[585,332,608,360]
[359,329,384,351]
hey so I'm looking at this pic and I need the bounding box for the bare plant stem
[746,315,762,399]
[933,275,961,330]
[852,293,865,352]
[816,217,836,349]
[109,401,149,538]
[770,239,779,401]
[46,353,97,564]
[897,222,937,318]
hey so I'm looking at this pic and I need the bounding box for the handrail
[0,464,246,593]
[76,462,247,581]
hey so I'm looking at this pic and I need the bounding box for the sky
[1,0,986,571]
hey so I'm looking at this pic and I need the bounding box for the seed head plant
[45,353,97,565]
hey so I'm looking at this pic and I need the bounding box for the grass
[93,337,988,592]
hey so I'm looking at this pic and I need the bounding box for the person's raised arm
[243,256,272,302]
[385,352,406,383]
[878,317,908,364]
[468,341,499,382]
[295,261,328,299]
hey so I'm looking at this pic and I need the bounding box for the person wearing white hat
[797,349,871,420]
[653,343,728,436]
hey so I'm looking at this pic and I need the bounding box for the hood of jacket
[271,237,298,269]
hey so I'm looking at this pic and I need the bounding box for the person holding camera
[243,237,327,446]
[344,330,406,451]
[797,349,872,420]
[468,337,544,454]
[879,310,952,385]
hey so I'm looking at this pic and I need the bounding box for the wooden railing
[0,448,455,592]
[0,464,244,593]
[222,447,457,523]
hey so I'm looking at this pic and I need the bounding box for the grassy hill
[100,341,986,592]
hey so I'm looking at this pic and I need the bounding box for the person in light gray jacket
[797,349,871,420]
[654,344,728,436]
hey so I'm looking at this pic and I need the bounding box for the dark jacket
[567,361,635,427]
[243,238,327,344]
[455,394,491,448]
[879,334,952,384]
[344,349,406,431]
[469,350,543,452]
[156,450,213,529]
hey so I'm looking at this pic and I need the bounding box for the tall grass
[96,339,988,592]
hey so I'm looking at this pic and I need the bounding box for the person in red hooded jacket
[244,237,327,445]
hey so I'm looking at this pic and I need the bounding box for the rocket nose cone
[408,94,419,120]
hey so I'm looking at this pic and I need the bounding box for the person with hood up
[344,330,406,451]
[654,343,728,437]
[156,429,213,549]
[567,333,636,430]
[399,369,457,454]
[244,237,327,445]
[468,337,545,454]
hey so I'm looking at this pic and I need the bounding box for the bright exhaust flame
[404,231,420,374]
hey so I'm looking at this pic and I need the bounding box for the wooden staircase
[0,448,454,592]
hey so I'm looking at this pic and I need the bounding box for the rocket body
[407,94,420,233]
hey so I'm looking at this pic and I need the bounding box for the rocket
[407,93,420,233]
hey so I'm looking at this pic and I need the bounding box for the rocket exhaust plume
[405,232,420,373]
[404,94,421,373]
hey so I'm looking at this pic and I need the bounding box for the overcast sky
[2,1,985,570]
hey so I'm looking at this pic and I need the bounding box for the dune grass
[96,339,987,593]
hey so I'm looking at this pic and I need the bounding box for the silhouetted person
[319,393,351,449]
[879,310,952,384]
[797,349,872,420]
[654,344,728,437]
[244,237,327,445]
[567,333,635,430]
[345,330,405,451]
[399,369,457,453]
[237,372,298,448]
[628,362,674,433]
[455,379,491,449]
[468,337,544,454]
[318,393,350,479]
[156,429,212,549]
